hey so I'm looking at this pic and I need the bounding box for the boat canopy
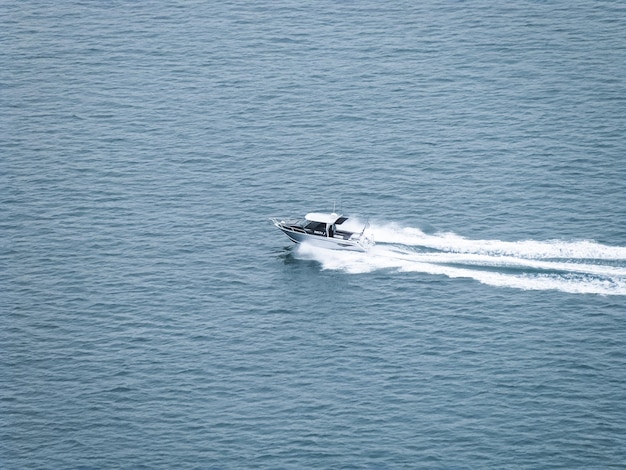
[305,212,343,224]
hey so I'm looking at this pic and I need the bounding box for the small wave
[295,223,626,296]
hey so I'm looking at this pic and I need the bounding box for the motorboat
[271,212,374,252]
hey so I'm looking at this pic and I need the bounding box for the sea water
[3,1,626,468]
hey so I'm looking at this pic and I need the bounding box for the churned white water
[296,223,626,295]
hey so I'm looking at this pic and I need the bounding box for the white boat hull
[271,216,373,252]
[279,227,368,252]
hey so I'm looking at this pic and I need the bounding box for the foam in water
[295,223,626,296]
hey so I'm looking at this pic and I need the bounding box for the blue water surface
[3,1,626,468]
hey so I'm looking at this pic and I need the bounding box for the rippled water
[3,1,626,468]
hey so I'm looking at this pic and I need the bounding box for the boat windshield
[304,221,327,232]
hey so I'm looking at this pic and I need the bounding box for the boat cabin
[271,210,372,251]
[303,212,350,238]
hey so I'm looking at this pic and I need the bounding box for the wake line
[295,223,626,296]
[370,224,626,261]
[382,248,626,277]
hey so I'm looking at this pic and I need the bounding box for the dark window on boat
[305,221,326,232]
[335,217,348,225]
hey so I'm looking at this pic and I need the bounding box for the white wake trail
[295,223,626,296]
[370,223,626,260]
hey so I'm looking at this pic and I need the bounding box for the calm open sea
[3,1,626,468]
